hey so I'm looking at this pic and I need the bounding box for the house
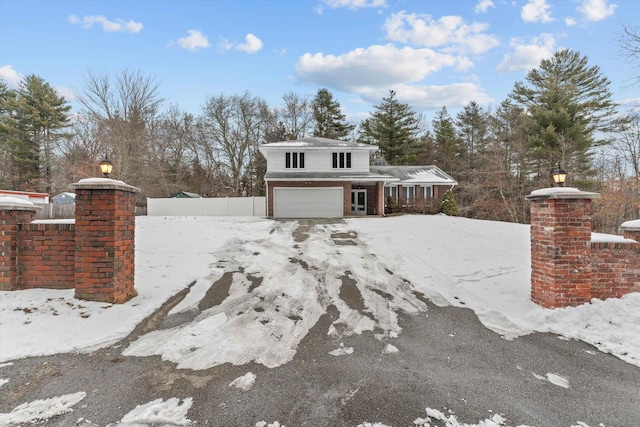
[0,189,49,204]
[52,192,76,204]
[170,191,202,198]
[259,137,457,218]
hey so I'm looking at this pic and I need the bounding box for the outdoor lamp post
[552,163,567,187]
[99,157,113,178]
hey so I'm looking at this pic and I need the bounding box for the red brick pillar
[526,188,600,308]
[0,199,38,290]
[70,179,140,303]
[620,220,640,242]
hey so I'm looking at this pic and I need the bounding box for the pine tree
[440,190,459,216]
[510,49,626,185]
[357,90,422,165]
[312,88,354,140]
[431,107,462,172]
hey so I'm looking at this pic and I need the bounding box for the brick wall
[73,185,138,304]
[18,222,75,289]
[0,179,139,303]
[591,240,640,300]
[0,208,37,290]
[527,189,639,308]
[529,197,593,308]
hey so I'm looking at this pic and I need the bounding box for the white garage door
[274,187,343,218]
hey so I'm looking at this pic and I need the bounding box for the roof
[53,192,76,199]
[370,166,457,185]
[260,137,378,152]
[170,191,202,198]
[264,171,399,182]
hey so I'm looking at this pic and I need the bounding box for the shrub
[441,190,459,216]
[386,196,400,214]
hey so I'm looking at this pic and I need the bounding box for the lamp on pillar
[99,157,113,178]
[552,163,567,187]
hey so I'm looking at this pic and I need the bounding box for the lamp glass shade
[552,165,567,186]
[99,158,113,176]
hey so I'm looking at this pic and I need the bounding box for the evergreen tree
[357,90,422,165]
[510,49,625,184]
[440,190,459,216]
[312,88,354,140]
[0,75,71,191]
[456,101,488,159]
[431,107,462,172]
[0,81,16,188]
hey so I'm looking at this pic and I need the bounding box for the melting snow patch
[0,377,8,388]
[256,422,285,427]
[0,362,13,368]
[108,397,193,426]
[0,391,86,424]
[329,342,354,356]
[546,373,570,388]
[230,372,257,391]
[383,343,399,354]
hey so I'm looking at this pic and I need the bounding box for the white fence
[147,197,266,217]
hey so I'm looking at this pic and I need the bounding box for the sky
[0,0,638,125]
[0,214,639,425]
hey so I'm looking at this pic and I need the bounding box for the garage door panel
[274,187,343,218]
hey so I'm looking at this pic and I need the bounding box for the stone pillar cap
[0,196,41,211]
[620,219,640,231]
[525,187,601,201]
[69,178,140,193]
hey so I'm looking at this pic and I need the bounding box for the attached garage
[273,187,343,219]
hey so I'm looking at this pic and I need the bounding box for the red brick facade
[528,189,640,308]
[18,222,75,289]
[0,208,38,290]
[0,179,139,303]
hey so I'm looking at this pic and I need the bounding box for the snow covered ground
[0,214,638,426]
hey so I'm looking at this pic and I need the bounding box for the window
[332,152,352,169]
[402,186,415,204]
[384,186,398,202]
[422,186,432,199]
[285,152,304,169]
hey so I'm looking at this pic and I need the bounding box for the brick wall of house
[266,181,351,217]
[590,241,640,300]
[17,222,75,289]
[0,208,37,290]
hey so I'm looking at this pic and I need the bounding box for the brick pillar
[526,188,600,308]
[0,199,38,290]
[70,179,140,303]
[620,220,640,242]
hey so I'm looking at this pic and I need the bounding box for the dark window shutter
[346,153,352,168]
[333,153,338,168]
[300,153,305,168]
[285,152,291,168]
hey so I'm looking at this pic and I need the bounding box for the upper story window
[285,152,304,169]
[332,152,352,169]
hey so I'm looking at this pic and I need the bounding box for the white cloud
[295,44,457,91]
[475,0,495,14]
[383,12,500,55]
[176,30,210,51]
[496,33,556,72]
[236,34,263,54]
[68,15,143,33]
[55,86,76,101]
[0,64,22,88]
[359,83,494,110]
[577,0,617,21]
[220,34,264,54]
[315,0,386,13]
[521,0,554,23]
[565,17,577,26]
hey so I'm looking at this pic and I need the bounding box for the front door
[351,189,366,216]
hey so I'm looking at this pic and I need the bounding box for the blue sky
[1,0,638,124]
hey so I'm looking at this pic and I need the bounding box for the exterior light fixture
[552,163,567,187]
[99,157,113,178]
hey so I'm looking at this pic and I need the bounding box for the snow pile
[0,391,86,424]
[108,397,193,426]
[229,372,257,391]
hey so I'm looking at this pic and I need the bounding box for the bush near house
[441,190,459,216]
